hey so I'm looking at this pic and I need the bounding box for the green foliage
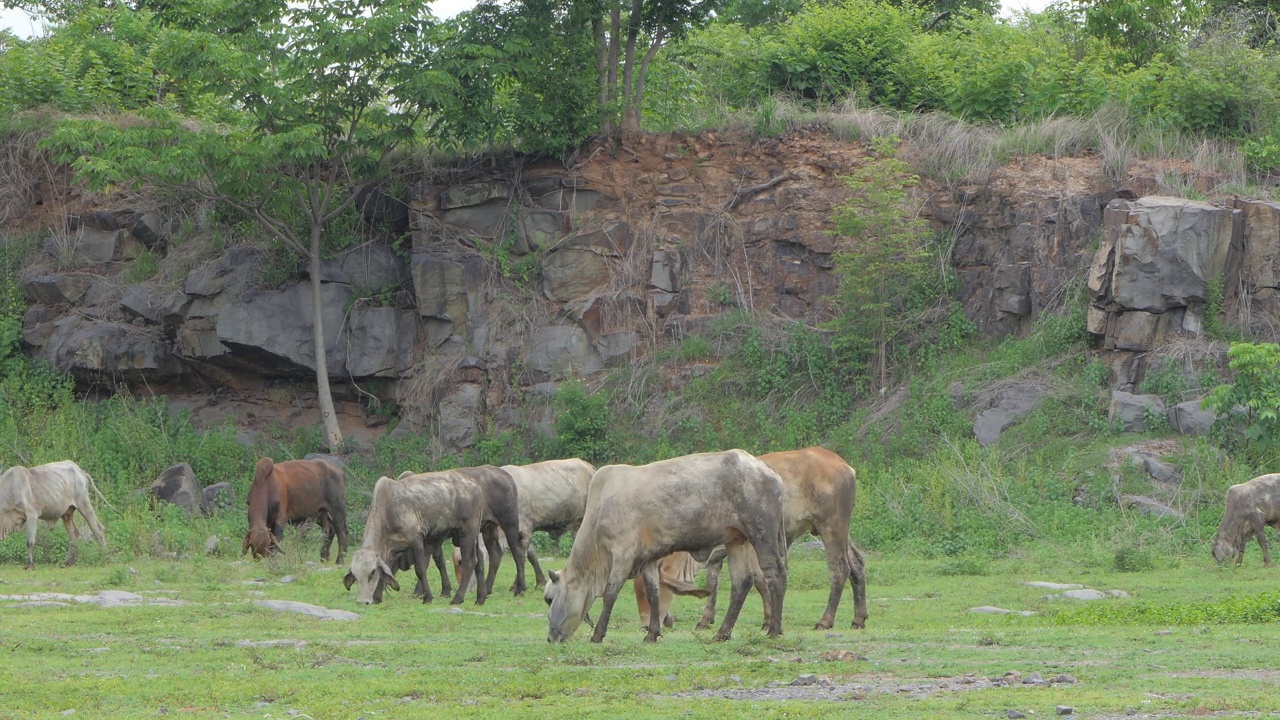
[1050,591,1280,625]
[1073,0,1203,67]
[1112,544,1156,572]
[765,0,921,104]
[553,380,612,464]
[1243,127,1280,177]
[122,249,159,284]
[678,337,714,362]
[1205,342,1280,462]
[827,136,944,391]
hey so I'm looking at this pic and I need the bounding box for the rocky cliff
[13,129,1276,449]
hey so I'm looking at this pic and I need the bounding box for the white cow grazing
[0,461,108,568]
[502,459,596,587]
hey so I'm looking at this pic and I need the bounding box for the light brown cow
[545,450,788,644]
[633,552,709,628]
[696,446,867,631]
[0,461,108,569]
[1213,473,1280,565]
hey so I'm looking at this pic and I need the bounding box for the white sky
[2,0,1054,39]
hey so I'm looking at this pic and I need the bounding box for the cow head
[345,549,400,605]
[243,528,278,559]
[545,568,588,643]
[1211,531,1242,565]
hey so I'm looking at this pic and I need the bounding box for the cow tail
[84,469,116,512]
[253,457,274,485]
[778,514,789,574]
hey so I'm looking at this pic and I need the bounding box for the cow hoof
[450,599,464,606]
[851,620,866,630]
[712,632,732,643]
[644,632,661,643]
[814,621,834,631]
[694,621,712,632]
[24,563,34,571]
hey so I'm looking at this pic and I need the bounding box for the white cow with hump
[0,461,108,568]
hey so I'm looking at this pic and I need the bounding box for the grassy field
[2,539,1280,720]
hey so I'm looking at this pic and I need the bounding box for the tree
[826,137,942,393]
[47,0,451,450]
[1070,0,1204,66]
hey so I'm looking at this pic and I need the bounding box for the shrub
[553,380,612,464]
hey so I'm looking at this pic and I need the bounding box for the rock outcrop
[15,130,1280,451]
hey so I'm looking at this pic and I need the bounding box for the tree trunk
[594,12,608,114]
[310,225,343,450]
[628,27,666,133]
[618,0,642,134]
[603,2,622,134]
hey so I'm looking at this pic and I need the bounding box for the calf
[0,461,108,569]
[633,552,709,628]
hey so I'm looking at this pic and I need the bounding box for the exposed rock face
[1088,197,1237,389]
[18,131,1280,452]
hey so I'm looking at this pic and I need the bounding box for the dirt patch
[668,673,1009,701]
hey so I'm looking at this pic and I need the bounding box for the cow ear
[378,558,400,591]
[549,569,560,583]
[343,571,355,591]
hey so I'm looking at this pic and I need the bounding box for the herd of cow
[6,447,1280,644]
[0,447,867,643]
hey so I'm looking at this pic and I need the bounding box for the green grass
[3,535,1280,718]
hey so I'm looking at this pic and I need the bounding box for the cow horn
[549,569,560,583]
[343,571,355,591]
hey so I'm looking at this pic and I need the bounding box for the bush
[553,380,612,464]
[1113,544,1157,572]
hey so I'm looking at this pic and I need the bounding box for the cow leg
[481,527,503,597]
[660,578,676,629]
[526,544,547,588]
[451,535,480,605]
[61,510,79,567]
[334,511,349,565]
[813,533,849,630]
[635,574,652,627]
[590,569,629,644]
[1254,519,1272,566]
[414,546,436,602]
[409,536,432,604]
[754,535,788,639]
[848,543,868,629]
[433,544,453,597]
[640,562,664,642]
[496,519,526,596]
[713,543,755,642]
[318,511,335,562]
[696,553,724,631]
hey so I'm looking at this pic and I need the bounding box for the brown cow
[1213,473,1280,565]
[545,450,788,644]
[633,552,710,628]
[696,446,867,631]
[0,461,108,569]
[242,458,349,564]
